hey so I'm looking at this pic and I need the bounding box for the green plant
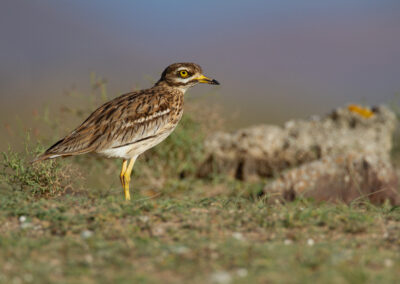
[141,114,205,177]
[0,143,76,198]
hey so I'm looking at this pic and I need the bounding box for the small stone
[138,216,149,223]
[172,246,189,254]
[236,268,248,277]
[384,258,393,268]
[284,239,293,245]
[209,243,217,250]
[19,216,27,223]
[84,254,93,264]
[81,230,93,239]
[211,271,232,284]
[307,239,315,246]
[20,222,33,229]
[232,232,244,241]
[33,225,42,230]
[153,227,165,236]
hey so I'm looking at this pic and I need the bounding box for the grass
[0,143,78,199]
[1,82,400,283]
[0,188,399,283]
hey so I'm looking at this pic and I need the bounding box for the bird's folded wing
[35,91,172,160]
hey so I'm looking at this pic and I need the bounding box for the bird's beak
[196,74,220,85]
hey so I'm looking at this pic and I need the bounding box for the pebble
[236,268,248,277]
[210,271,232,284]
[20,223,33,229]
[232,232,244,241]
[172,246,189,254]
[284,239,293,245]
[138,216,149,223]
[81,230,93,239]
[384,258,393,268]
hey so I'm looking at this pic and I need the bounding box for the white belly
[97,127,175,159]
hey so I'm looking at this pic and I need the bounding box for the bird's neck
[154,80,188,95]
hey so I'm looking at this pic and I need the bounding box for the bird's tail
[31,138,67,164]
[31,137,93,164]
[31,153,63,164]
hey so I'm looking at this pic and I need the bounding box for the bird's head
[156,62,219,93]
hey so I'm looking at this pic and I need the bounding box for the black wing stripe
[111,135,157,149]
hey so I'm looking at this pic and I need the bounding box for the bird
[33,62,219,200]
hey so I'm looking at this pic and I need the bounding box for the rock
[263,152,400,205]
[210,271,232,284]
[81,230,93,239]
[198,105,396,181]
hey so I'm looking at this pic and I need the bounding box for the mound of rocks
[197,105,399,205]
[264,152,400,205]
[198,105,396,180]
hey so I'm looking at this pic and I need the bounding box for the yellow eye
[179,70,189,78]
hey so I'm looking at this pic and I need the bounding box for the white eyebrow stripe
[174,77,192,83]
[176,67,189,72]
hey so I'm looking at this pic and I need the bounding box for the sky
[1,0,400,126]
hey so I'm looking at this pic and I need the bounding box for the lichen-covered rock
[198,105,396,181]
[263,152,400,205]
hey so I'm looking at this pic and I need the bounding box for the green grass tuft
[0,144,76,198]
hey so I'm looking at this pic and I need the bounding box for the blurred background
[1,0,399,147]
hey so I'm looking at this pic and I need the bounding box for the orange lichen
[347,104,375,118]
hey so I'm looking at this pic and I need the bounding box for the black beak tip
[211,79,220,85]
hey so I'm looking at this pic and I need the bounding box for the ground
[0,173,399,283]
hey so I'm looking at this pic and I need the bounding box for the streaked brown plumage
[33,62,219,200]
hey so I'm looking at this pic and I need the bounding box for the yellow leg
[120,159,128,195]
[121,157,136,201]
